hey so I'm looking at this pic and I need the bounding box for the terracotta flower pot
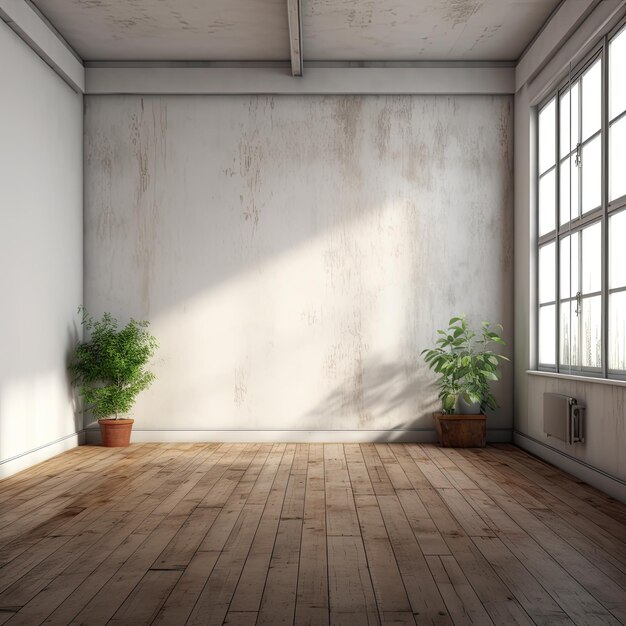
[98,418,134,447]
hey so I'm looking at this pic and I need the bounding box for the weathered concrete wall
[84,94,513,440]
[0,20,83,477]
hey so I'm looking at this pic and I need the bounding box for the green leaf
[423,316,507,411]
[69,309,158,419]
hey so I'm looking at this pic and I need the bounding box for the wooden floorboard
[0,443,623,625]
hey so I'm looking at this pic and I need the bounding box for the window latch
[575,291,582,317]
[574,143,582,168]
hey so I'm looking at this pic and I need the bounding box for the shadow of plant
[302,354,441,434]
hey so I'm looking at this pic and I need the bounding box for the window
[537,22,626,378]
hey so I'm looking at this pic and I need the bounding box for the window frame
[536,18,626,381]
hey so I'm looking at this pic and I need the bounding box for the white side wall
[0,20,83,478]
[84,94,513,442]
[514,2,626,501]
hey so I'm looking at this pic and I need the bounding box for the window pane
[609,291,626,371]
[582,59,602,141]
[610,210,626,289]
[560,83,579,158]
[582,222,601,294]
[609,26,626,119]
[581,135,601,214]
[539,98,556,173]
[582,295,602,368]
[539,169,555,236]
[609,115,626,202]
[559,156,579,225]
[560,301,580,367]
[539,242,556,304]
[539,305,556,365]
[560,233,579,299]
[581,59,601,141]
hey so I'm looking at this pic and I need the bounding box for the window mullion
[567,75,581,373]
[610,107,626,126]
[578,70,583,226]
[555,92,561,370]
[558,208,602,236]
[608,195,626,214]
[570,75,582,373]
[577,222,583,371]
[602,36,609,378]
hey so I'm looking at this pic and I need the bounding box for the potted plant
[422,315,508,447]
[69,308,158,447]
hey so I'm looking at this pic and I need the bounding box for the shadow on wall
[65,318,83,434]
[303,355,441,432]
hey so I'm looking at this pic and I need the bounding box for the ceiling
[33,0,562,63]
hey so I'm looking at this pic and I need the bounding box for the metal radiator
[543,393,585,444]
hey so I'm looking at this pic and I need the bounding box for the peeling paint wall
[84,94,513,440]
[0,20,83,477]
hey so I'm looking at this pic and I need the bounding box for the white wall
[0,20,83,478]
[84,94,513,442]
[513,1,626,500]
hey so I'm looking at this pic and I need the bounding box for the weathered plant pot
[434,413,486,448]
[98,418,134,447]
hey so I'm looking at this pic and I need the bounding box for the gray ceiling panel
[32,0,561,62]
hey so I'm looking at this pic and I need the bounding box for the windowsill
[526,370,626,387]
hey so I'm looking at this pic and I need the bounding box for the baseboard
[84,428,512,445]
[513,431,626,503]
[0,430,85,480]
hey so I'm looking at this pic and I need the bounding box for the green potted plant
[69,308,158,447]
[422,315,508,447]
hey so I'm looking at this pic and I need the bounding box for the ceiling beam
[519,0,625,101]
[85,66,515,95]
[0,0,84,92]
[515,0,622,92]
[286,0,303,77]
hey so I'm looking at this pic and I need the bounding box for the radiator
[543,393,585,444]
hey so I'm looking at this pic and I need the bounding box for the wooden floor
[0,444,624,625]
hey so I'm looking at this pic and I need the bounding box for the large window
[537,22,626,378]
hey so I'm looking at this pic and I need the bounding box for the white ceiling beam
[286,0,303,77]
[0,0,84,92]
[85,66,515,95]
[515,0,624,92]
[520,0,626,103]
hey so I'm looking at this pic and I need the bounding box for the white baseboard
[0,431,85,480]
[84,428,512,445]
[513,431,626,503]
